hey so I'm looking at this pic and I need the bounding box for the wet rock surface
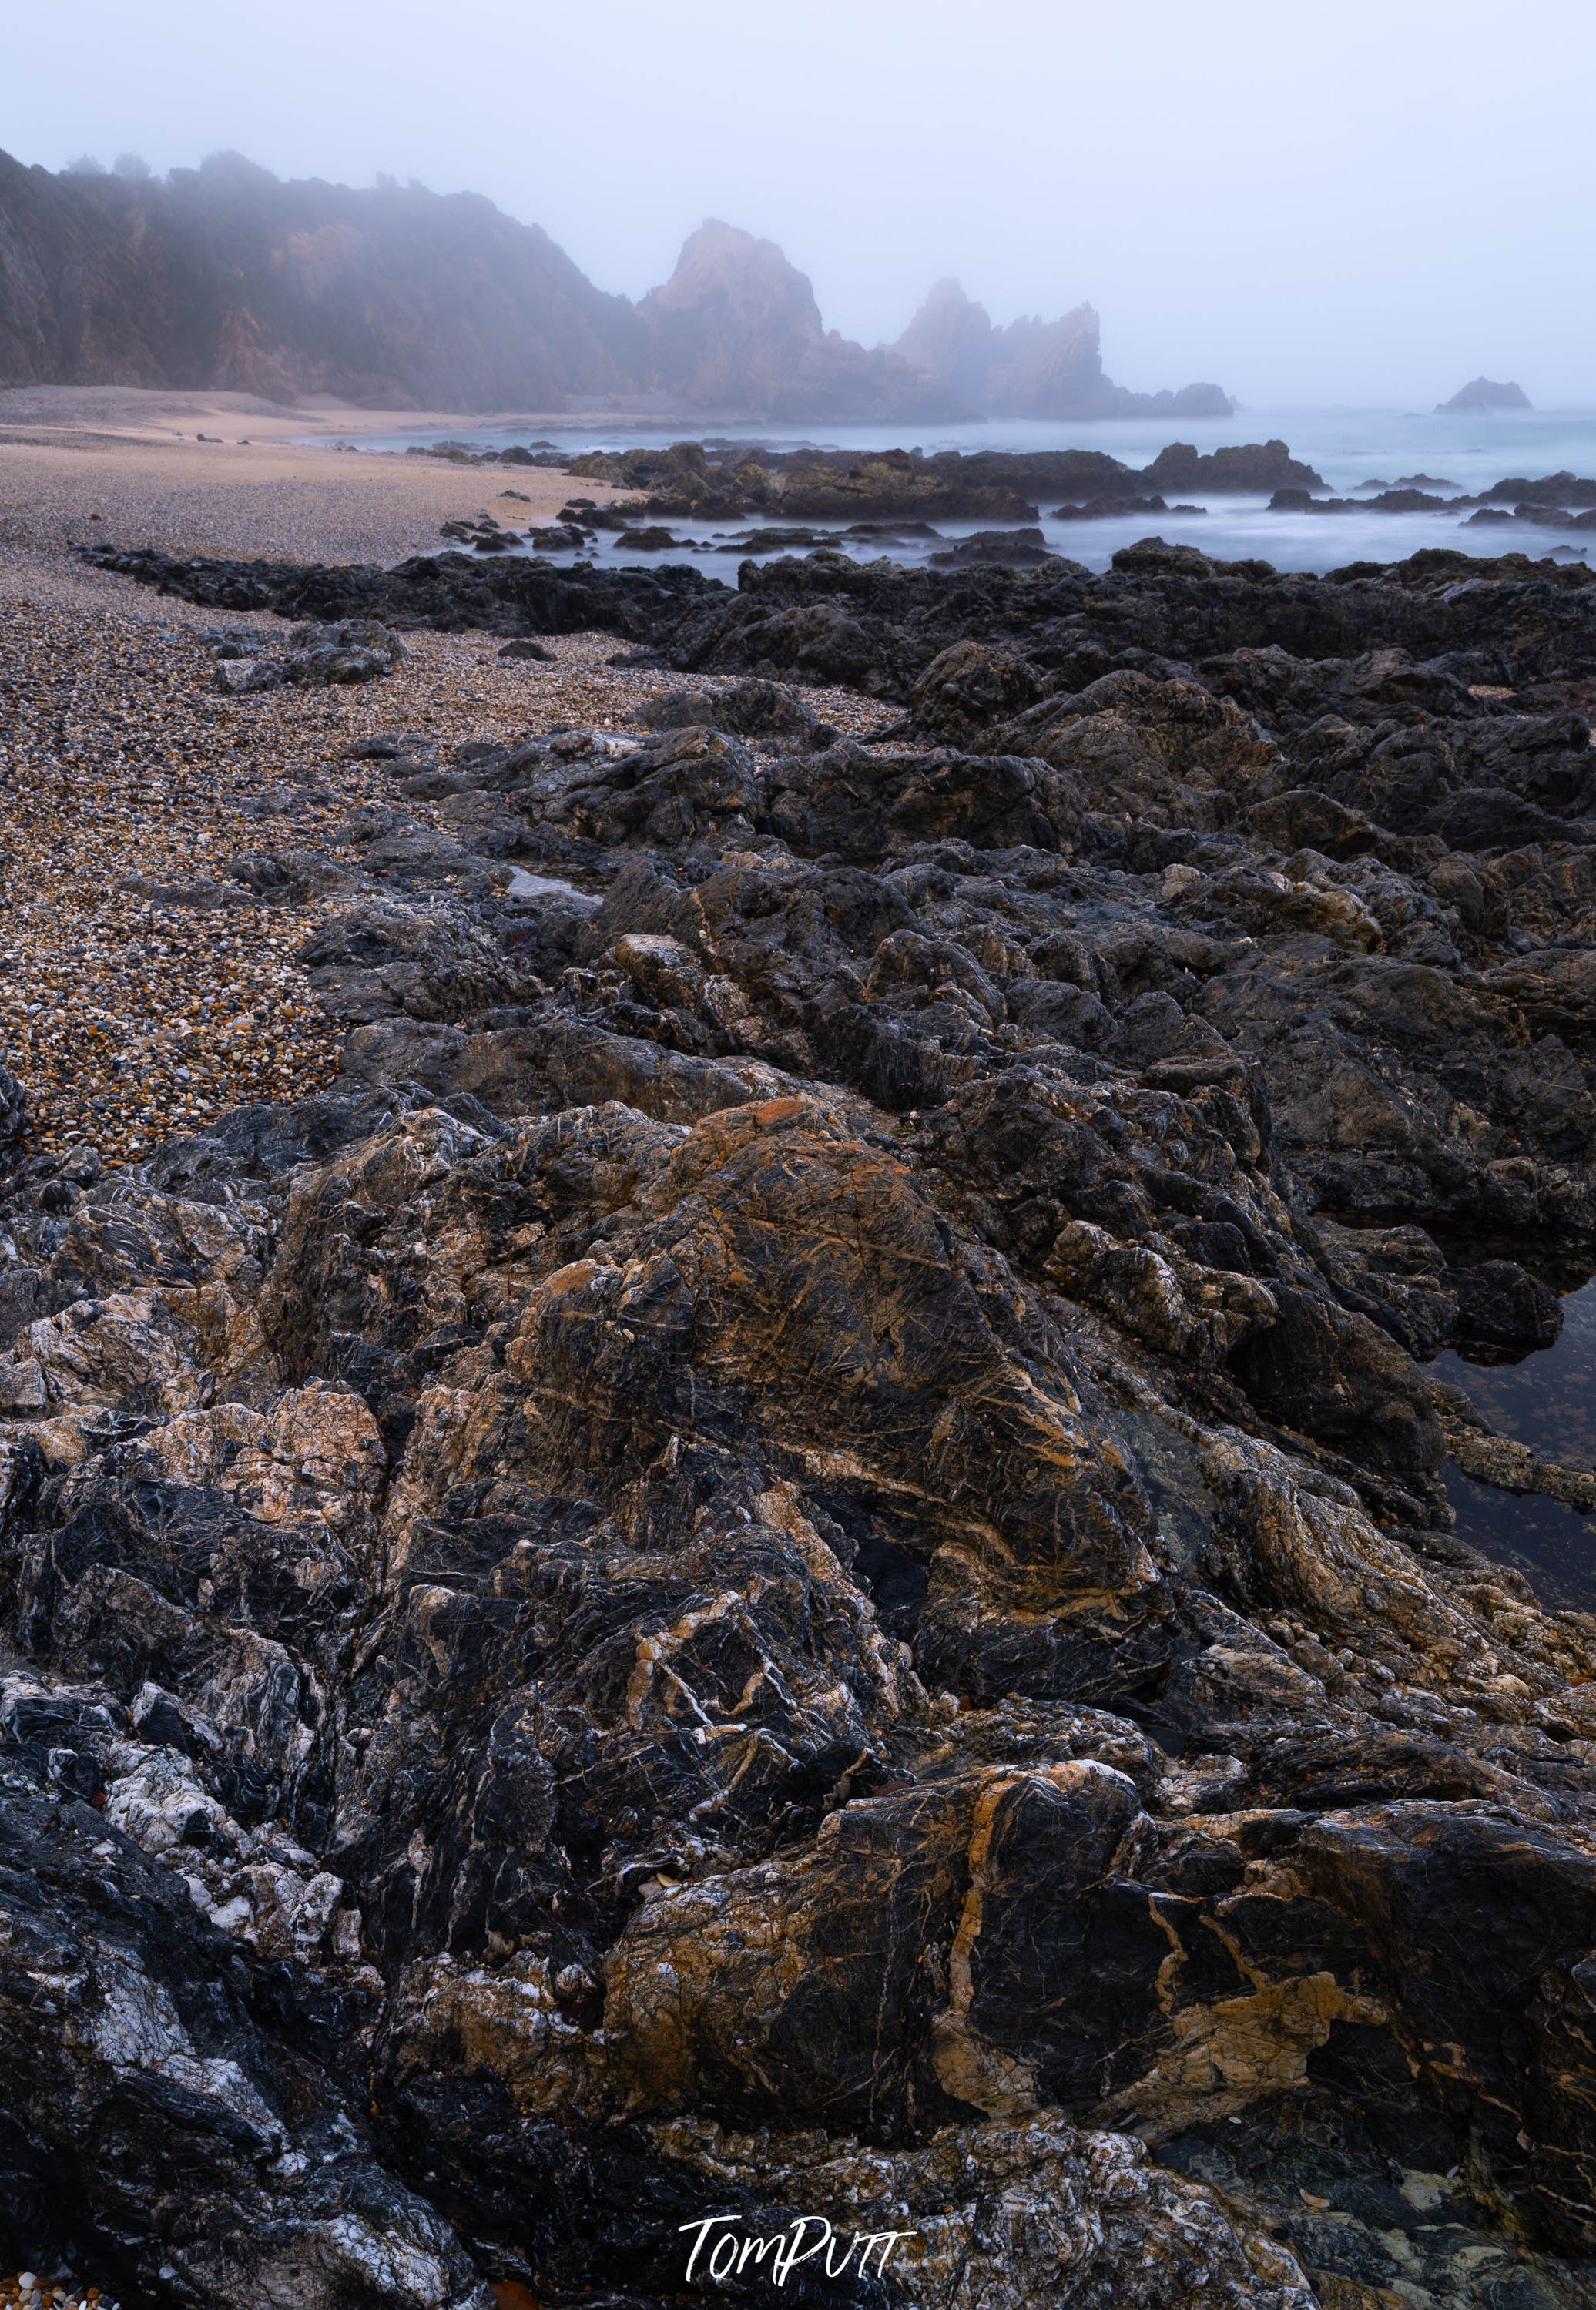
[206,618,408,694]
[550,438,1317,521]
[14,541,1596,2306]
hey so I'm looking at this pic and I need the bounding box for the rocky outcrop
[555,438,1321,518]
[1438,377,1534,412]
[81,539,727,643]
[891,276,1232,419]
[40,528,1596,2304]
[209,617,408,694]
[634,222,955,423]
[1140,441,1324,494]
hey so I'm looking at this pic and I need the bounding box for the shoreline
[0,388,625,590]
[0,423,887,1165]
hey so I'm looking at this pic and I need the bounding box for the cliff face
[636,222,964,423]
[0,153,1231,418]
[0,149,645,408]
[638,220,828,411]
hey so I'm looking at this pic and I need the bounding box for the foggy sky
[4,0,1593,407]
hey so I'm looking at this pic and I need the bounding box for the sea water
[330,404,1596,575]
[1437,1284,1596,1612]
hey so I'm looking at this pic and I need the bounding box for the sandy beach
[0,383,620,589]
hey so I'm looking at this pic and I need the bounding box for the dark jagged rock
[1467,503,1596,535]
[0,1066,24,1158]
[718,525,830,552]
[1478,472,1596,509]
[559,440,1046,525]
[554,438,1318,527]
[898,641,1044,745]
[27,529,1596,2304]
[1141,439,1326,494]
[210,616,408,694]
[1270,486,1461,514]
[637,676,836,751]
[927,527,1060,568]
[81,541,727,643]
[612,527,683,554]
[1052,492,1175,520]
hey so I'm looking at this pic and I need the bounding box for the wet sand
[0,384,619,593]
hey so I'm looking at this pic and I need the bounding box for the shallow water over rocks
[1441,1281,1596,1609]
[351,405,1596,575]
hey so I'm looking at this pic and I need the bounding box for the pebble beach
[0,2275,106,2310]
[0,387,892,1164]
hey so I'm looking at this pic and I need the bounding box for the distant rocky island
[0,148,1231,423]
[1437,376,1534,412]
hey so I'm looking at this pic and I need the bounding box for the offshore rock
[888,274,1233,421]
[1438,377,1534,413]
[557,436,1309,521]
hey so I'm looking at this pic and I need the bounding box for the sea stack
[1437,375,1534,411]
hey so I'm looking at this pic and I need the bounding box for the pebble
[0,2279,105,2310]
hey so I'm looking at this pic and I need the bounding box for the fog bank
[5,0,1593,407]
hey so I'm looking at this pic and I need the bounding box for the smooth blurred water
[1439,1282,1596,1612]
[1437,1284,1596,1467]
[332,405,1596,576]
